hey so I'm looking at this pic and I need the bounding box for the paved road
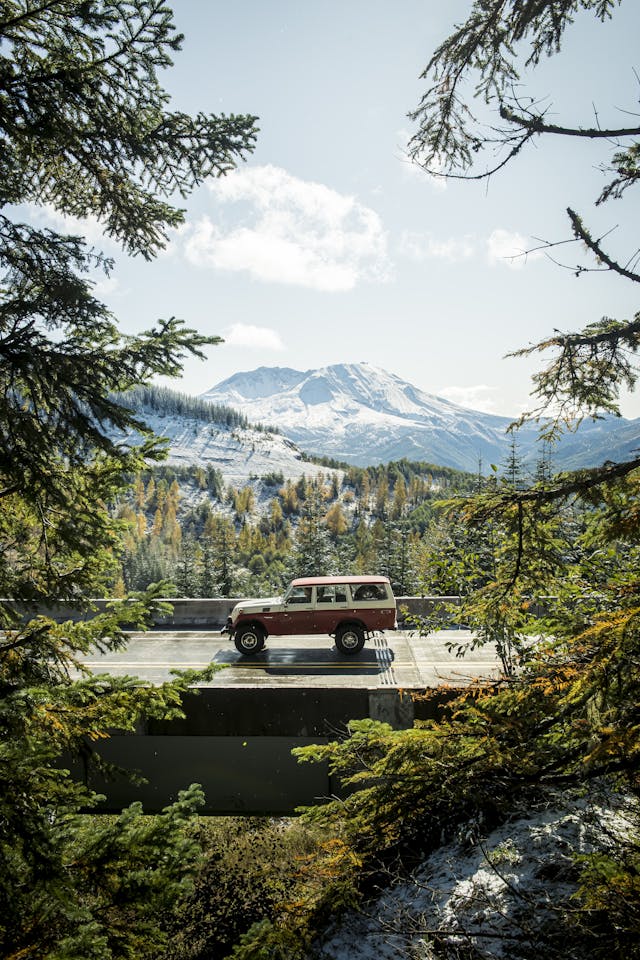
[78,629,503,688]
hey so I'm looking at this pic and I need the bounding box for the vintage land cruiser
[225,575,396,656]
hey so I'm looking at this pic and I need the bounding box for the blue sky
[33,1,640,417]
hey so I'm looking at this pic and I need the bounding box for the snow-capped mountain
[201,362,640,473]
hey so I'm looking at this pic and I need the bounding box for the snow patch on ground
[314,794,635,960]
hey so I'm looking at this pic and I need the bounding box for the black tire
[335,624,365,655]
[234,625,266,655]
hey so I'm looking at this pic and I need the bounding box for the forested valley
[111,457,476,599]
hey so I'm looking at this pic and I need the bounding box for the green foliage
[164,817,330,960]
[228,920,309,960]
[0,593,223,959]
[294,586,640,854]
[0,3,257,956]
[285,483,339,579]
[0,1,257,254]
[260,471,286,487]
[511,313,640,431]
[1,784,205,960]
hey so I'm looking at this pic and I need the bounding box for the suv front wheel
[234,624,266,655]
[335,623,365,655]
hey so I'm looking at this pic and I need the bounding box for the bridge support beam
[71,685,447,815]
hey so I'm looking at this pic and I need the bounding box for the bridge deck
[79,628,502,689]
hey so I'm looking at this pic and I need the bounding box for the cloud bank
[183,165,389,291]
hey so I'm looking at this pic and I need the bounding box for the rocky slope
[115,387,335,483]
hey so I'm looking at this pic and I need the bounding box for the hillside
[115,385,336,483]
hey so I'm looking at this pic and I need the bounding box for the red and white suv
[225,575,396,655]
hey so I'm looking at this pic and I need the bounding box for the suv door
[279,584,317,635]
[313,583,350,633]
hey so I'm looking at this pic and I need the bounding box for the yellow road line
[81,661,383,670]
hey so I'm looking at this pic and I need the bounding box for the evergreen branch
[411,129,534,182]
[511,317,640,356]
[0,1,63,33]
[508,312,640,429]
[473,457,640,514]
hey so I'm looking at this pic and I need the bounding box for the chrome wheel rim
[241,632,259,651]
[341,630,359,650]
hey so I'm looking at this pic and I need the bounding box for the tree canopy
[0,0,256,255]
[275,5,640,957]
[0,4,258,957]
[0,1,257,517]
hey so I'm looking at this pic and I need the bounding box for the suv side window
[317,584,348,603]
[352,582,388,601]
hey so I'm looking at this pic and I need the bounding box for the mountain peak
[201,362,640,472]
[201,365,309,402]
[201,363,509,470]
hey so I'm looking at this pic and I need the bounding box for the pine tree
[173,536,200,597]
[200,537,221,597]
[0,3,256,956]
[501,435,526,490]
[205,516,238,597]
[287,486,338,578]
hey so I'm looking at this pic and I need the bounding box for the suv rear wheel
[234,624,266,655]
[335,623,365,655]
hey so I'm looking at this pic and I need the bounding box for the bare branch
[567,208,640,283]
[500,104,640,140]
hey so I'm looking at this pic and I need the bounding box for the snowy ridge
[119,409,335,484]
[202,362,640,472]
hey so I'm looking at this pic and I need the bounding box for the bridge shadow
[213,646,391,677]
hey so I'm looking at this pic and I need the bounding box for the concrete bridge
[61,600,503,816]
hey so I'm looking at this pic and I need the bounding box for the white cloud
[438,384,504,414]
[222,323,284,351]
[399,230,475,262]
[399,227,544,270]
[91,276,120,298]
[183,165,390,291]
[486,229,542,269]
